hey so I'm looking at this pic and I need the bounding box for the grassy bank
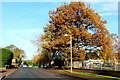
[93,66,120,71]
[63,70,120,80]
[0,67,6,70]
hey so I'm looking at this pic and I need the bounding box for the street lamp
[64,34,72,73]
[114,58,117,71]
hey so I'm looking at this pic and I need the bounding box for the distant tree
[110,34,120,61]
[33,48,52,67]
[0,48,13,67]
[41,1,112,61]
[33,54,42,64]
[5,45,25,65]
[25,60,33,65]
[111,34,118,53]
[23,61,28,66]
[118,42,120,60]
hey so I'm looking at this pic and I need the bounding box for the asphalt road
[3,67,83,80]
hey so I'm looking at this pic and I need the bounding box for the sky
[1,0,118,60]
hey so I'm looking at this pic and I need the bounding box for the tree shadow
[0,71,6,73]
[56,74,88,80]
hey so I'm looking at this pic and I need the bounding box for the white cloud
[100,12,118,16]
[3,29,42,60]
[5,29,42,41]
[6,29,42,33]
[97,3,118,12]
[23,19,39,23]
[90,2,118,16]
[82,0,119,2]
[5,29,43,43]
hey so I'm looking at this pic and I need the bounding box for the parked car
[23,65,27,67]
[28,65,32,67]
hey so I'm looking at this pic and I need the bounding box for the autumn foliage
[5,45,25,65]
[40,2,113,61]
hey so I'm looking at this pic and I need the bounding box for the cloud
[97,3,118,12]
[23,19,39,23]
[90,2,118,16]
[6,29,43,34]
[3,29,42,60]
[5,29,43,47]
[82,0,119,2]
[100,12,118,16]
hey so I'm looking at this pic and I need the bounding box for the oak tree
[41,2,112,61]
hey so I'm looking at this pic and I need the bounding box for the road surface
[3,67,82,80]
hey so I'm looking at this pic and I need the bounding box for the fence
[65,60,120,71]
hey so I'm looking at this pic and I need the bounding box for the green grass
[0,67,6,70]
[93,66,120,71]
[32,66,39,68]
[63,70,120,80]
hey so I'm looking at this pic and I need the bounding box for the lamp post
[64,34,72,73]
[114,58,117,71]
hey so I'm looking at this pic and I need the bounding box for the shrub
[0,48,13,67]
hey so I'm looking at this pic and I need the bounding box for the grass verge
[93,66,120,71]
[63,70,120,80]
[0,67,6,70]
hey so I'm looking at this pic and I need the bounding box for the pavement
[0,69,17,80]
[2,67,82,80]
[0,75,5,80]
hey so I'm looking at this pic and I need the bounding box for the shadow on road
[56,74,88,80]
[0,71,6,73]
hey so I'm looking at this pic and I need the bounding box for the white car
[28,65,32,67]
[23,65,27,67]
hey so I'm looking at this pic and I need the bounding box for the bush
[0,48,13,67]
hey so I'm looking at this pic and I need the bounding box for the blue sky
[1,1,118,60]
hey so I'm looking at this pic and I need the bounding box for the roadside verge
[64,70,120,80]
[0,68,18,80]
[38,68,115,80]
